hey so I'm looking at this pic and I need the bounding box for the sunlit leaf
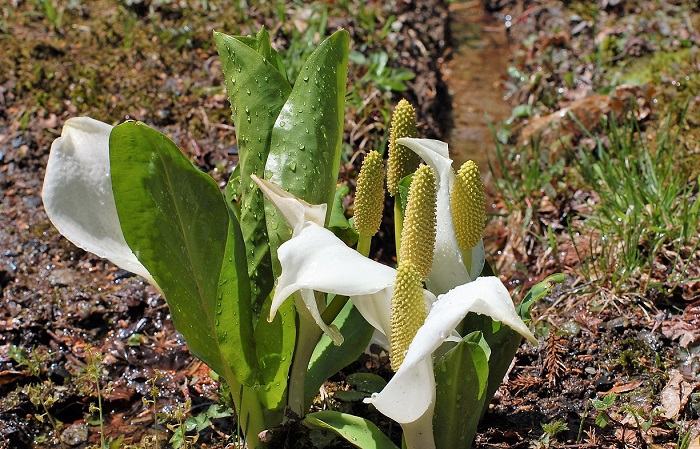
[110,121,258,387]
[434,332,489,449]
[265,29,349,272]
[303,411,399,449]
[214,29,292,313]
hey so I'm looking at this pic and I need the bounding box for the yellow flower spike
[354,150,385,238]
[399,165,437,280]
[389,261,427,372]
[450,160,485,250]
[387,99,420,197]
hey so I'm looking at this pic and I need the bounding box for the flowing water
[445,1,511,173]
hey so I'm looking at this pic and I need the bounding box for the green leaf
[305,301,374,408]
[303,411,399,449]
[595,412,611,428]
[346,373,387,394]
[255,27,289,83]
[214,29,292,313]
[517,273,565,323]
[110,121,258,387]
[265,29,349,272]
[591,393,616,411]
[254,296,295,410]
[396,173,413,215]
[433,333,490,449]
[328,184,359,246]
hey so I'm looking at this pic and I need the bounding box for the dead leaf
[659,369,699,420]
[602,380,643,394]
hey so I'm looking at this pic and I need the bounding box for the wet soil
[445,1,513,171]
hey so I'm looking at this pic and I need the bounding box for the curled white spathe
[42,117,156,287]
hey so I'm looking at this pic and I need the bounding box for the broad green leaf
[255,27,289,83]
[232,28,288,83]
[214,29,292,313]
[304,301,373,408]
[110,121,258,387]
[303,411,399,449]
[265,29,349,272]
[254,296,295,410]
[328,184,359,246]
[433,332,489,449]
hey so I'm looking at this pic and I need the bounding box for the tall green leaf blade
[255,297,295,410]
[303,411,399,449]
[109,121,258,386]
[433,334,489,449]
[214,30,292,312]
[265,29,349,270]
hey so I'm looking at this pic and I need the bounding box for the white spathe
[397,137,486,295]
[42,117,156,287]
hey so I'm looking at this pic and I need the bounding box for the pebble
[49,268,78,286]
[60,422,88,446]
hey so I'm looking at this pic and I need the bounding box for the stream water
[445,1,511,173]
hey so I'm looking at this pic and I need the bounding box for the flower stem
[394,200,404,260]
[225,372,267,448]
[321,294,348,325]
[288,309,323,416]
[356,234,372,258]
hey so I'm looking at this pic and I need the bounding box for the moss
[605,47,700,106]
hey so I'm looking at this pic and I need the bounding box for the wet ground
[445,0,512,171]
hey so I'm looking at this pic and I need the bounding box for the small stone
[593,374,614,391]
[61,422,88,446]
[604,317,629,332]
[49,268,78,286]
